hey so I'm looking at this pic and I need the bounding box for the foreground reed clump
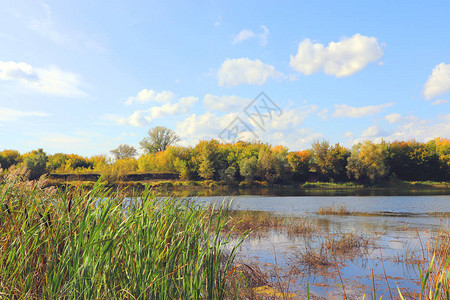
[0,168,244,299]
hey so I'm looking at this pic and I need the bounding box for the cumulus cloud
[217,58,282,87]
[257,105,317,130]
[351,114,450,145]
[118,110,152,127]
[385,113,402,123]
[125,89,175,105]
[332,103,394,118]
[115,96,198,127]
[423,63,450,100]
[361,125,388,138]
[0,60,85,97]
[175,103,318,148]
[203,94,249,111]
[289,34,384,77]
[150,96,198,118]
[176,112,242,144]
[0,107,48,122]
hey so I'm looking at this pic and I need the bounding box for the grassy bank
[0,170,245,299]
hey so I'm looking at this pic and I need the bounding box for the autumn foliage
[0,138,449,184]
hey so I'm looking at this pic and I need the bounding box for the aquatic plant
[318,205,350,215]
[0,169,244,299]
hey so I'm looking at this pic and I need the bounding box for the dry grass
[220,210,315,237]
[317,205,350,216]
[325,232,370,253]
[428,211,450,217]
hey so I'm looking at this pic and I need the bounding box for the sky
[0,0,449,156]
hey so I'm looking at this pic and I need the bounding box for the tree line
[1,132,449,184]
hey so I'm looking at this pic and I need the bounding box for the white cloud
[217,58,282,87]
[267,128,322,151]
[232,29,255,45]
[317,108,329,120]
[203,94,249,111]
[344,131,353,138]
[175,104,319,149]
[115,96,198,127]
[385,113,402,123]
[259,25,269,47]
[22,2,105,52]
[423,63,450,100]
[232,25,269,46]
[361,125,388,138]
[352,114,450,145]
[125,89,175,105]
[432,99,449,105]
[26,3,69,44]
[150,96,198,118]
[0,107,48,122]
[332,102,394,118]
[258,105,317,130]
[176,112,242,145]
[289,34,384,77]
[118,110,152,127]
[0,60,85,97]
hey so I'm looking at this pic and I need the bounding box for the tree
[347,141,388,183]
[198,155,214,180]
[111,144,138,160]
[140,126,180,154]
[287,150,312,181]
[24,149,48,180]
[0,150,21,170]
[311,140,350,181]
[239,156,258,182]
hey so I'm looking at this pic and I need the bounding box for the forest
[1,136,449,185]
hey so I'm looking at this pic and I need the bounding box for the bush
[24,149,48,180]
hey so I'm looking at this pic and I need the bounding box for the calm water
[197,195,450,299]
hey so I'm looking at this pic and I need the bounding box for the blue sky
[1,0,449,156]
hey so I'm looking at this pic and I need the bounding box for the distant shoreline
[43,175,450,196]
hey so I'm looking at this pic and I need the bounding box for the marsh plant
[0,168,244,299]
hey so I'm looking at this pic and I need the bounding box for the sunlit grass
[0,168,245,299]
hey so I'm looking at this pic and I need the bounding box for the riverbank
[44,177,450,196]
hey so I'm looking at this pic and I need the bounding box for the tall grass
[0,168,244,299]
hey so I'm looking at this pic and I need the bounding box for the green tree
[24,149,48,180]
[140,126,180,154]
[257,148,289,183]
[239,156,258,182]
[311,140,350,181]
[221,165,236,184]
[111,144,138,160]
[0,150,21,170]
[47,153,68,172]
[198,156,214,180]
[173,157,190,180]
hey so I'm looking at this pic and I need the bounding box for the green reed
[0,169,244,299]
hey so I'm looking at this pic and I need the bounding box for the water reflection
[205,194,449,298]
